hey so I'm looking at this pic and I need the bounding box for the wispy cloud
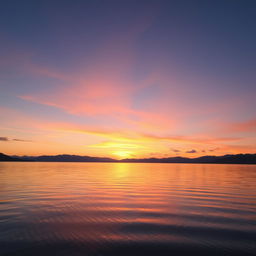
[49,121,242,146]
[230,119,256,133]
[171,149,180,153]
[209,147,219,152]
[12,138,32,142]
[89,141,144,149]
[0,137,8,141]
[1,105,253,157]
[186,149,197,153]
[0,136,31,142]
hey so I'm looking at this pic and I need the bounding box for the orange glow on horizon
[113,151,134,159]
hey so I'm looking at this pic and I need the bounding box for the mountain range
[0,152,256,164]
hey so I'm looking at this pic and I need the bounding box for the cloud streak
[0,137,8,141]
[0,136,31,142]
[186,149,197,153]
[1,104,254,157]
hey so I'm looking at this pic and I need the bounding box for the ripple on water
[0,162,256,256]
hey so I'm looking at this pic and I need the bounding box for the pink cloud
[230,119,256,133]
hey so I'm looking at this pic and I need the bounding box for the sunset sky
[0,0,255,158]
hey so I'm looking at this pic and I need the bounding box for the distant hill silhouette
[120,154,256,164]
[1,153,255,164]
[0,153,22,161]
[13,154,116,162]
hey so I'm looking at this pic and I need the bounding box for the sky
[0,0,256,158]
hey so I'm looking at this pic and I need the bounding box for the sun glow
[113,151,133,159]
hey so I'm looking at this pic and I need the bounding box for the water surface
[0,162,256,255]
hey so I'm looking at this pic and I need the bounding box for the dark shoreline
[1,153,256,164]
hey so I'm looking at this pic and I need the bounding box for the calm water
[0,162,256,256]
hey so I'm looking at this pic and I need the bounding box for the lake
[0,162,256,256]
